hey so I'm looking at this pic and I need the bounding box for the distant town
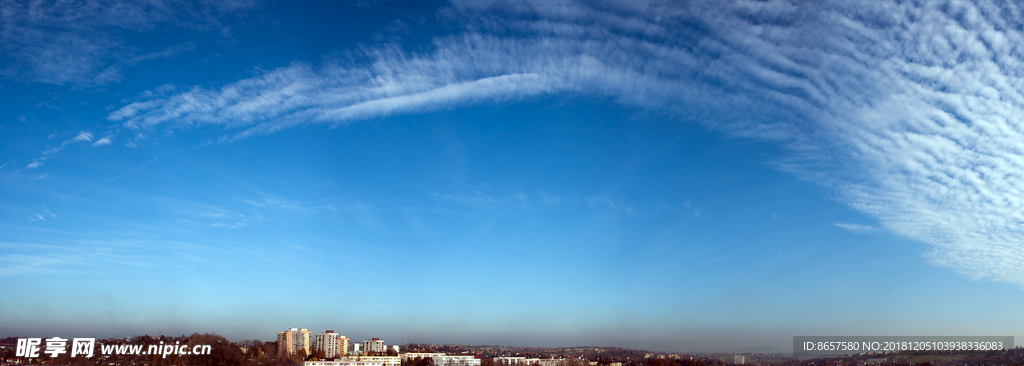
[1,330,1021,366]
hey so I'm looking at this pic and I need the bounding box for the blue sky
[2,0,1024,353]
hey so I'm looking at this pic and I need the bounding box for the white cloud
[108,0,1024,286]
[92,137,112,146]
[72,131,93,142]
[20,131,100,171]
[42,131,93,156]
[835,223,879,234]
[109,58,564,142]
[0,0,255,85]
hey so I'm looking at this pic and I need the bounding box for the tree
[409,356,436,366]
[262,340,277,359]
[183,333,244,366]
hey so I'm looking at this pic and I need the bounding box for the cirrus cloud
[109,0,1024,286]
[0,0,257,85]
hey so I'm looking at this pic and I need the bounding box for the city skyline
[3,0,1024,354]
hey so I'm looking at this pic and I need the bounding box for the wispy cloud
[0,0,255,85]
[835,223,879,234]
[107,0,1024,286]
[42,131,92,155]
[584,195,634,214]
[432,191,528,208]
[0,239,204,277]
[25,131,94,169]
[73,131,92,142]
[92,137,112,146]
[109,60,562,142]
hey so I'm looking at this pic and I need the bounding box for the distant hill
[729,346,788,354]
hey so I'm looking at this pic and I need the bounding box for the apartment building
[278,328,312,357]
[341,355,401,366]
[495,357,528,366]
[361,338,387,354]
[339,336,351,356]
[304,361,383,366]
[315,330,343,358]
[433,355,481,366]
[403,353,446,362]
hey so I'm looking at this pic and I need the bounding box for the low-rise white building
[495,357,527,366]
[433,355,481,366]
[341,355,401,366]
[305,362,383,366]
[530,359,565,366]
[400,353,480,366]
[403,353,446,362]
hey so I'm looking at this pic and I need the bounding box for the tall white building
[339,336,351,356]
[315,330,342,358]
[278,328,312,358]
[361,338,386,354]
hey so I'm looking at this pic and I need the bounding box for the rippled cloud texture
[106,0,1024,286]
[0,0,254,84]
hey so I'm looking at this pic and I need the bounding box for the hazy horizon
[3,0,1024,354]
